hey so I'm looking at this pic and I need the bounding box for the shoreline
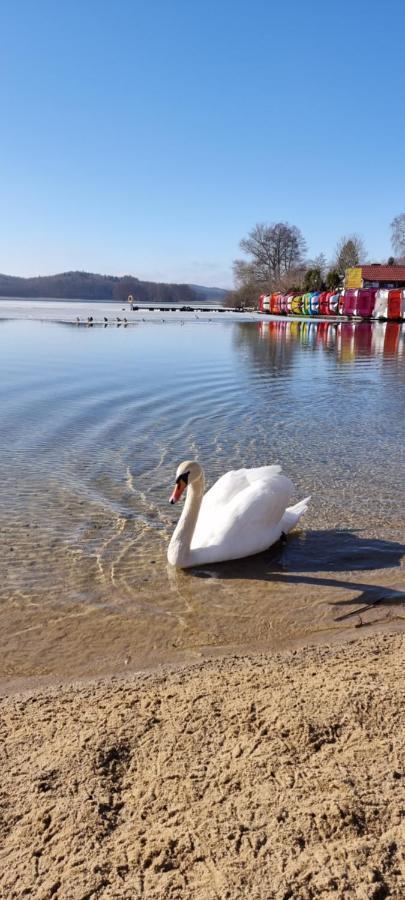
[1,614,404,700]
[1,630,404,898]
[0,297,261,325]
[0,297,347,325]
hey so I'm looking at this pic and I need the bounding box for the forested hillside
[0,271,226,303]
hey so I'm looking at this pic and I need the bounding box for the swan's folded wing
[191,471,293,559]
[201,465,282,514]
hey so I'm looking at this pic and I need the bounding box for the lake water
[1,317,404,687]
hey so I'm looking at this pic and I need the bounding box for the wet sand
[2,540,405,695]
[1,632,404,899]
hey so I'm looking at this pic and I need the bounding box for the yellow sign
[345,267,363,289]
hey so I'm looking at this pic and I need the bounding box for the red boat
[318,292,329,315]
[387,289,402,319]
[270,293,283,314]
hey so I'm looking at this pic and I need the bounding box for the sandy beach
[1,631,404,899]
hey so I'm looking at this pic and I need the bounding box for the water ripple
[0,318,404,677]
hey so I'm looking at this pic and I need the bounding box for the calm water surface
[1,318,404,685]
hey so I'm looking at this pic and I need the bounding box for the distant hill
[0,271,228,304]
[189,284,229,301]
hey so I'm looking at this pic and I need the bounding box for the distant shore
[1,631,404,899]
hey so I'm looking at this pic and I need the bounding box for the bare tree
[390,214,405,258]
[306,252,328,277]
[275,265,307,293]
[223,282,259,309]
[234,222,307,289]
[335,234,367,276]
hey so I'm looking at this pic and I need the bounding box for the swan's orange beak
[170,480,187,504]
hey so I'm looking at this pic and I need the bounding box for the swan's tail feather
[281,496,311,534]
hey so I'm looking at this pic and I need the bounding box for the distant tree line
[113,277,195,304]
[226,214,405,307]
[0,270,198,303]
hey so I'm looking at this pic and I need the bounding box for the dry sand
[1,632,404,900]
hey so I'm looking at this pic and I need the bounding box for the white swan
[167,460,310,568]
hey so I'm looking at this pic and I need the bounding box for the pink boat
[356,288,377,318]
[342,290,358,317]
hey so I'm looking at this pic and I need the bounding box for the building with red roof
[345,265,405,289]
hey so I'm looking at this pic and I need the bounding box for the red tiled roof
[361,265,405,281]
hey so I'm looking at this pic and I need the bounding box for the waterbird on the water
[76,317,80,324]
[104,317,108,323]
[167,461,310,568]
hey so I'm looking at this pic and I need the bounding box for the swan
[167,460,310,568]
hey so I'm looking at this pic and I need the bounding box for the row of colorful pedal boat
[258,289,405,319]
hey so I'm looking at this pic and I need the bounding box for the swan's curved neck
[168,473,205,567]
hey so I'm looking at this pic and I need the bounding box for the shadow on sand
[186,529,405,622]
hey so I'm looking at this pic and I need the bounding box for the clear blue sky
[1,0,404,287]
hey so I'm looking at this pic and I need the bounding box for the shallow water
[1,318,404,685]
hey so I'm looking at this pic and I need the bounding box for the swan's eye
[176,471,189,486]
